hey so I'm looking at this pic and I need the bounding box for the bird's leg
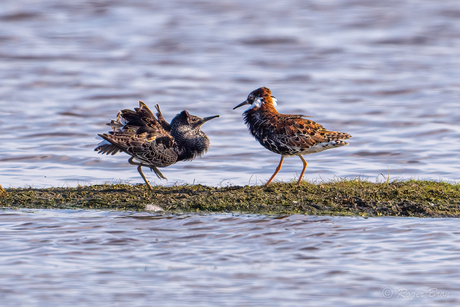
[297,155,308,186]
[128,157,153,190]
[137,165,153,190]
[265,156,284,187]
[150,166,167,180]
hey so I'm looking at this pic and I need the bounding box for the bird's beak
[233,100,249,110]
[202,114,220,123]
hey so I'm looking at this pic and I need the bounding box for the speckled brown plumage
[95,101,219,189]
[234,87,351,186]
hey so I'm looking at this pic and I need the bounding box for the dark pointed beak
[202,114,220,123]
[233,100,249,110]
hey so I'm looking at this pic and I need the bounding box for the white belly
[295,140,349,156]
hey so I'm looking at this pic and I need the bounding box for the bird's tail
[324,131,352,142]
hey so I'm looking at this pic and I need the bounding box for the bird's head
[170,110,219,160]
[233,87,277,111]
[171,110,220,132]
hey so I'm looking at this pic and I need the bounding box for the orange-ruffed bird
[234,87,351,186]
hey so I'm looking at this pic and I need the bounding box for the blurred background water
[1,0,460,188]
[2,1,460,306]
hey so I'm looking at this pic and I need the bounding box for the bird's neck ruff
[171,129,210,161]
[243,103,279,140]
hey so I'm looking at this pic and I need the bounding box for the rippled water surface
[1,0,460,187]
[2,2,460,305]
[0,210,459,306]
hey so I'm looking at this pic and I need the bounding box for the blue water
[0,210,459,306]
[1,0,460,188]
[1,1,460,305]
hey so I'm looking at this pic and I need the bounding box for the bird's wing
[96,130,178,167]
[95,101,178,166]
[273,116,351,149]
[119,100,165,134]
[154,104,171,131]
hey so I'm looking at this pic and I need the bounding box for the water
[1,0,460,188]
[1,1,459,305]
[0,210,458,306]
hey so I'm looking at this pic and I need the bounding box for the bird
[95,100,219,190]
[233,87,351,186]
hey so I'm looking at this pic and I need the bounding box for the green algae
[1,179,460,217]
[0,185,7,198]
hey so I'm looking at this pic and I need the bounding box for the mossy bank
[1,180,460,217]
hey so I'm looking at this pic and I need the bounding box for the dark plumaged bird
[96,101,219,189]
[234,87,351,186]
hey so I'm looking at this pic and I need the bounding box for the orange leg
[297,155,308,186]
[265,156,284,187]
